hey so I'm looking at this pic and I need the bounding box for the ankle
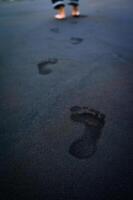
[57,6,65,14]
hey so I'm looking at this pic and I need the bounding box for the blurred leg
[51,0,65,9]
[68,0,79,6]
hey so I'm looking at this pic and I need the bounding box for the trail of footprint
[37,58,58,75]
[69,106,105,159]
[70,37,83,45]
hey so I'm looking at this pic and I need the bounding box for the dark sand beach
[0,0,133,199]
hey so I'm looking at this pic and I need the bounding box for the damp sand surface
[0,0,133,199]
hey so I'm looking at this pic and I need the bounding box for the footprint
[50,27,60,33]
[69,106,105,159]
[37,58,58,75]
[70,37,83,45]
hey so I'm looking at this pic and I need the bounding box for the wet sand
[0,0,133,199]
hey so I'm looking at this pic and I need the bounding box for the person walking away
[51,0,80,19]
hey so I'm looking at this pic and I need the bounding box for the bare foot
[72,6,80,17]
[54,6,66,20]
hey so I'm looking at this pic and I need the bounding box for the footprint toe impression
[69,106,106,159]
[70,106,105,128]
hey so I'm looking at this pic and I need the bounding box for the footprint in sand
[69,106,106,159]
[50,27,60,33]
[70,37,83,45]
[37,58,58,75]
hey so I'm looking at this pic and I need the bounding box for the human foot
[54,6,66,20]
[72,5,80,17]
